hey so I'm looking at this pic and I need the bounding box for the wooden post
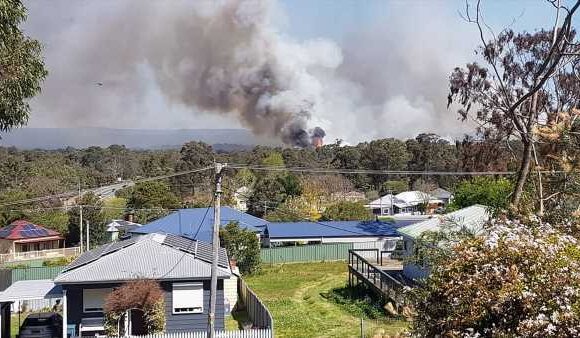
[62,290,67,338]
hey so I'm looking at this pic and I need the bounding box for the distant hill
[0,128,278,150]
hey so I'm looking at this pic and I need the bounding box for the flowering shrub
[410,221,580,337]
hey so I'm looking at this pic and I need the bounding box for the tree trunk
[512,139,533,208]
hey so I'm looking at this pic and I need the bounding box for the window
[172,283,203,314]
[83,288,112,313]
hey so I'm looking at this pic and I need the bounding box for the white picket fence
[99,329,273,338]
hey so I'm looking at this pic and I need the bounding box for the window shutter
[83,288,112,312]
[172,283,204,314]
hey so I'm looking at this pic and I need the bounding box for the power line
[228,164,529,176]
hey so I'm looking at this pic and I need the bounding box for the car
[18,312,62,338]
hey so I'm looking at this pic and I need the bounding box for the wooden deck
[347,249,409,308]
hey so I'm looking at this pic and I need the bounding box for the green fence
[11,266,64,283]
[260,243,354,264]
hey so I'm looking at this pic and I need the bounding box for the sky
[21,0,566,144]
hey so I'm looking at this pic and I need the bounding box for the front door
[130,309,147,335]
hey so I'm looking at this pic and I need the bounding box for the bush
[220,222,261,275]
[410,221,580,337]
[320,201,373,221]
[42,256,75,267]
[449,177,513,213]
[321,285,385,319]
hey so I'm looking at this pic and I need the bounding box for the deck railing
[0,247,80,264]
[348,249,407,306]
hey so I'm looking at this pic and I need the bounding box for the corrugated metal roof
[0,280,62,302]
[131,207,267,242]
[396,205,490,239]
[266,220,414,239]
[55,234,230,284]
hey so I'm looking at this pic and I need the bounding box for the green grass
[245,262,408,338]
[225,308,252,330]
[12,314,23,337]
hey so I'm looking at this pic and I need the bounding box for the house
[396,204,490,280]
[366,191,444,216]
[428,188,454,206]
[263,219,418,254]
[53,233,233,336]
[0,220,63,254]
[233,186,251,212]
[264,219,416,245]
[130,207,268,242]
[366,194,396,216]
[105,219,142,242]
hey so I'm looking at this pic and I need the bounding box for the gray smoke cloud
[24,0,476,145]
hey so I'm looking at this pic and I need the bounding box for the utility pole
[85,220,90,251]
[78,182,84,253]
[389,189,394,216]
[208,163,226,338]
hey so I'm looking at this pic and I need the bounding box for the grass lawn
[244,262,408,338]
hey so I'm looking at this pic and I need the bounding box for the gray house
[396,204,489,280]
[54,233,231,336]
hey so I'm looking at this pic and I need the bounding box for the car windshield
[23,317,51,326]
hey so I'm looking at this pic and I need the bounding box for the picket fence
[97,329,272,338]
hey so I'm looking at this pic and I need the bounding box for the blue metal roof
[265,220,415,239]
[131,207,268,242]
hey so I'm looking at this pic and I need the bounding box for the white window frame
[172,282,204,315]
[83,288,112,313]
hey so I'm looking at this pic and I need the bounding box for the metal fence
[11,266,64,282]
[0,266,65,290]
[260,242,353,264]
[86,329,273,338]
[237,278,274,331]
[260,240,400,264]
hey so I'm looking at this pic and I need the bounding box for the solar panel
[196,241,229,268]
[63,237,138,272]
[163,234,197,254]
[163,234,229,268]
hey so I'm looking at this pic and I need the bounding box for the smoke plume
[24,0,476,145]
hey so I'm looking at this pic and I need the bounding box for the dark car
[18,313,62,338]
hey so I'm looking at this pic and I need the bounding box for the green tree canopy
[127,181,180,210]
[261,151,285,167]
[27,210,69,236]
[379,180,409,195]
[450,177,513,213]
[173,141,214,197]
[67,192,105,247]
[220,222,261,275]
[0,0,48,133]
[320,201,372,221]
